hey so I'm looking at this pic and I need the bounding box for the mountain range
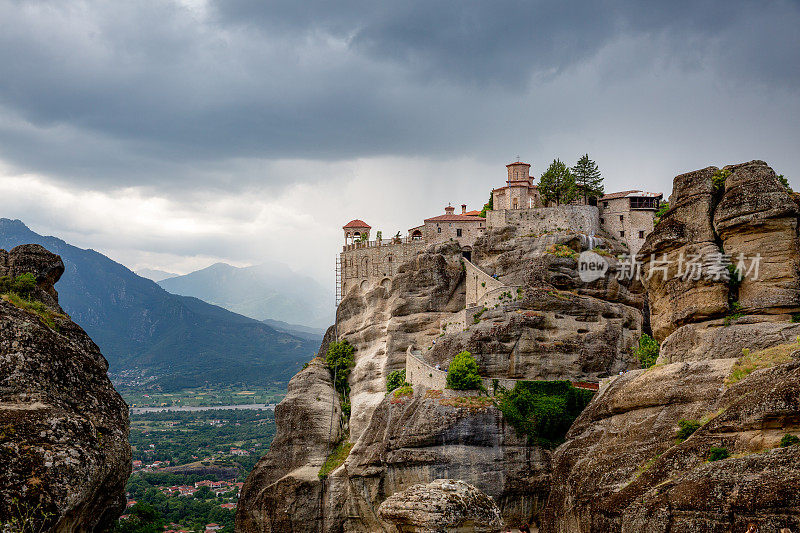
[135,268,179,282]
[157,262,334,329]
[0,219,320,389]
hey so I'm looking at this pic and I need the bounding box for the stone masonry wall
[486,205,600,235]
[465,258,504,307]
[423,219,486,247]
[340,240,426,296]
[599,197,656,256]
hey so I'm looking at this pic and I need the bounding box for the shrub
[0,273,37,300]
[386,370,406,393]
[393,384,413,398]
[446,351,482,390]
[792,313,800,323]
[707,446,730,462]
[724,301,746,326]
[546,244,578,259]
[498,381,594,447]
[1,292,65,330]
[676,419,701,441]
[635,334,659,369]
[325,340,355,396]
[779,434,800,448]
[712,168,731,193]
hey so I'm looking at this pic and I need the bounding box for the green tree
[480,190,493,217]
[386,369,406,392]
[571,154,603,204]
[635,334,659,368]
[538,159,577,206]
[777,174,793,193]
[446,351,482,390]
[497,381,594,447]
[325,340,355,396]
[676,419,701,441]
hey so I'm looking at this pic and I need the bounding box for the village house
[597,190,663,255]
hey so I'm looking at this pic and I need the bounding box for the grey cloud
[0,0,797,195]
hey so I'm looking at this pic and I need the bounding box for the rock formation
[543,161,800,532]
[239,160,800,533]
[236,358,342,532]
[0,244,131,532]
[378,479,504,533]
[238,229,643,531]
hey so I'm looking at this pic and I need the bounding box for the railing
[342,237,423,252]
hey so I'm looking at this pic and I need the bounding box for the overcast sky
[0,0,798,288]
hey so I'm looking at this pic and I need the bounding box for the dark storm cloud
[0,0,797,191]
[213,0,799,85]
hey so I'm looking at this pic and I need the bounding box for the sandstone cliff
[0,244,131,532]
[238,226,643,531]
[543,161,800,532]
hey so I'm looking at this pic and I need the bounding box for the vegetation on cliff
[635,334,660,368]
[497,381,594,447]
[446,351,483,390]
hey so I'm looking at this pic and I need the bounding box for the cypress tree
[538,159,577,206]
[571,154,604,204]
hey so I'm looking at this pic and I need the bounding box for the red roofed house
[422,204,486,247]
[598,190,663,255]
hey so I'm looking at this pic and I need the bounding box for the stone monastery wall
[340,240,426,296]
[486,205,600,235]
[465,258,504,307]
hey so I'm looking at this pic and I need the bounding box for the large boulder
[714,160,800,314]
[236,358,342,533]
[0,245,130,532]
[544,161,800,532]
[378,479,504,533]
[639,167,730,341]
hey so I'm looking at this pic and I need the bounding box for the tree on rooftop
[571,154,604,204]
[538,159,577,206]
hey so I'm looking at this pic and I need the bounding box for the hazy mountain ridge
[0,219,318,389]
[158,261,334,329]
[136,268,179,282]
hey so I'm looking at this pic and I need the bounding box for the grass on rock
[318,441,354,479]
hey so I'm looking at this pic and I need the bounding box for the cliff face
[0,244,131,532]
[238,226,643,532]
[543,161,800,532]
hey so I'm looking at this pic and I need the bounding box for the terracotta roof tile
[424,214,486,222]
[343,219,371,229]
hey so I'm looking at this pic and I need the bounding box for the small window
[456,228,462,237]
[620,231,625,237]
[639,230,645,239]
[437,227,441,233]
[619,215,624,222]
[600,217,605,224]
[603,202,609,208]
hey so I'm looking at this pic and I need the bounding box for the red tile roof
[343,219,371,229]
[463,210,482,216]
[424,214,486,222]
[506,161,531,167]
